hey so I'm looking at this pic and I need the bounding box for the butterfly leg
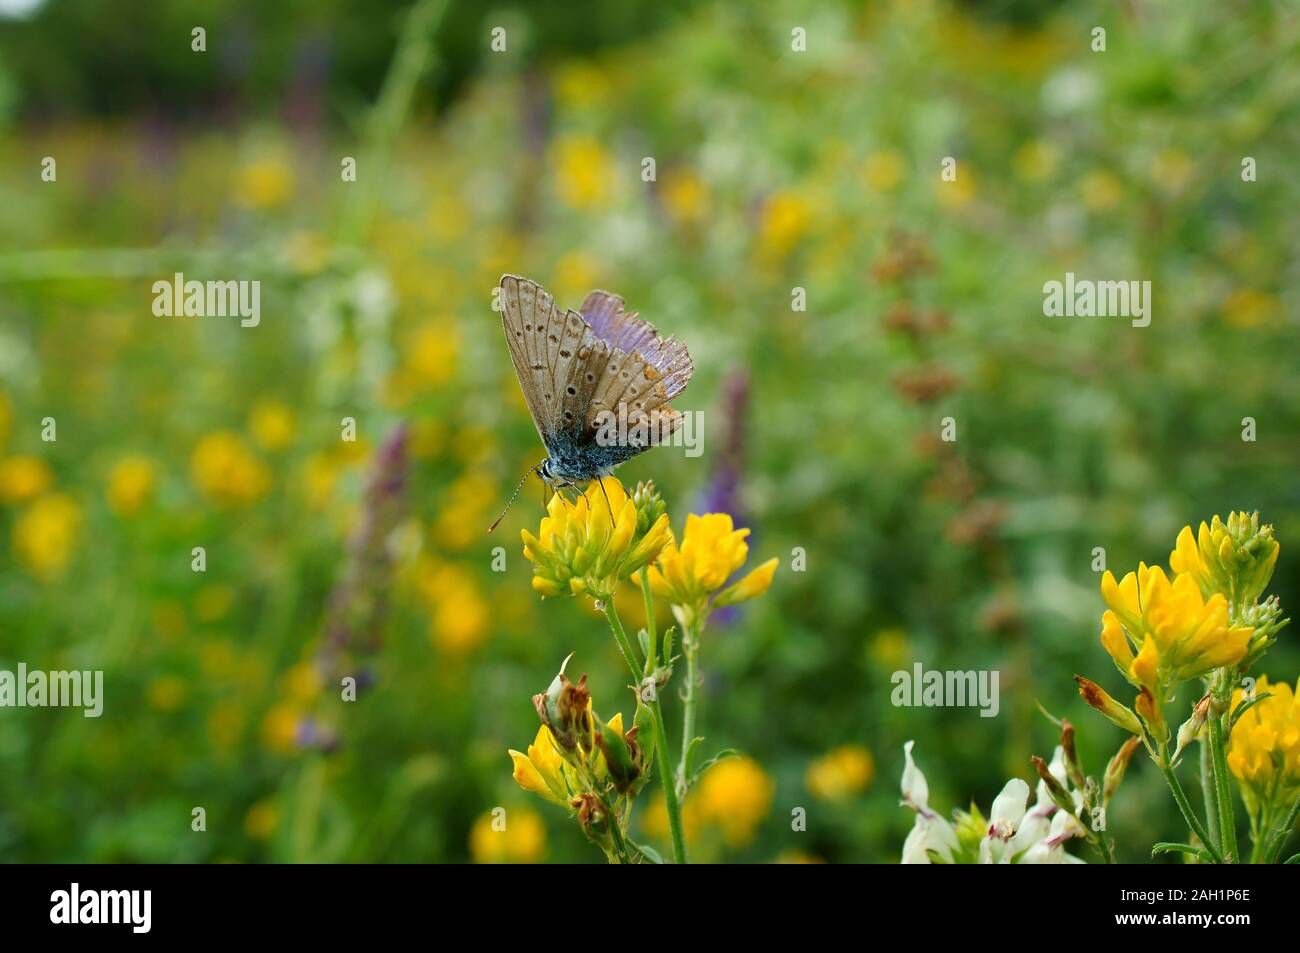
[595,475,616,525]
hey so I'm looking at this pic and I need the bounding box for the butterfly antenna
[488,464,543,534]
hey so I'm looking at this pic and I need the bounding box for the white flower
[899,740,958,864]
[979,779,1031,863]
[899,742,1088,864]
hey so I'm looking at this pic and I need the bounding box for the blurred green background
[0,0,1297,863]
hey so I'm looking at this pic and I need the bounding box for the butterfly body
[498,275,694,492]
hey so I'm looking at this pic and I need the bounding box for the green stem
[1200,737,1220,851]
[606,602,642,676]
[1208,713,1239,862]
[605,801,634,865]
[290,756,327,863]
[677,625,699,798]
[640,573,658,671]
[1158,759,1222,863]
[603,602,687,864]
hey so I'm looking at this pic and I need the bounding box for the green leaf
[689,748,740,789]
[662,626,676,666]
[634,702,656,768]
[1034,700,1064,728]
[1284,853,1300,865]
[1151,841,1203,859]
[684,736,705,778]
[1230,692,1273,731]
[631,840,664,864]
[637,627,651,660]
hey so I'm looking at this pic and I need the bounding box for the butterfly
[489,275,694,531]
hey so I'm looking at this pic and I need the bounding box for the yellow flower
[806,745,875,800]
[553,62,611,111]
[509,724,575,808]
[862,150,905,192]
[1228,675,1300,798]
[1151,148,1194,193]
[509,661,641,816]
[1013,140,1060,182]
[433,473,496,552]
[694,757,774,848]
[301,452,340,510]
[661,170,709,226]
[146,676,186,711]
[1222,289,1280,329]
[106,455,156,516]
[235,154,294,209]
[191,431,270,506]
[13,492,81,580]
[469,806,546,864]
[282,663,323,703]
[552,251,601,302]
[248,400,296,451]
[522,477,671,600]
[552,135,615,210]
[244,800,279,841]
[645,512,777,626]
[757,190,812,260]
[1100,564,1253,689]
[421,561,489,654]
[0,455,53,504]
[1080,170,1123,211]
[868,627,911,670]
[935,168,976,209]
[1169,513,1280,607]
[260,702,301,754]
[715,557,778,608]
[404,323,459,390]
[775,850,825,864]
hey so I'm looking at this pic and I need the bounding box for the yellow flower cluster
[806,745,875,801]
[646,756,775,849]
[757,190,812,261]
[1080,514,1283,755]
[510,714,628,808]
[1100,564,1253,693]
[12,492,82,580]
[507,661,650,861]
[415,558,489,655]
[1228,676,1300,795]
[248,400,296,452]
[552,135,614,211]
[645,512,777,627]
[1170,513,1280,609]
[0,455,52,504]
[516,478,779,862]
[521,477,671,599]
[190,431,270,507]
[469,807,546,864]
[106,455,157,516]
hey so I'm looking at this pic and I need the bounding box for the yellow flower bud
[714,557,779,608]
[1074,675,1143,735]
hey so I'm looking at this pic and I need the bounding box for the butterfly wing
[579,290,694,458]
[499,275,587,452]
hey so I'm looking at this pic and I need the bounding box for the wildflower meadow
[0,0,1298,884]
